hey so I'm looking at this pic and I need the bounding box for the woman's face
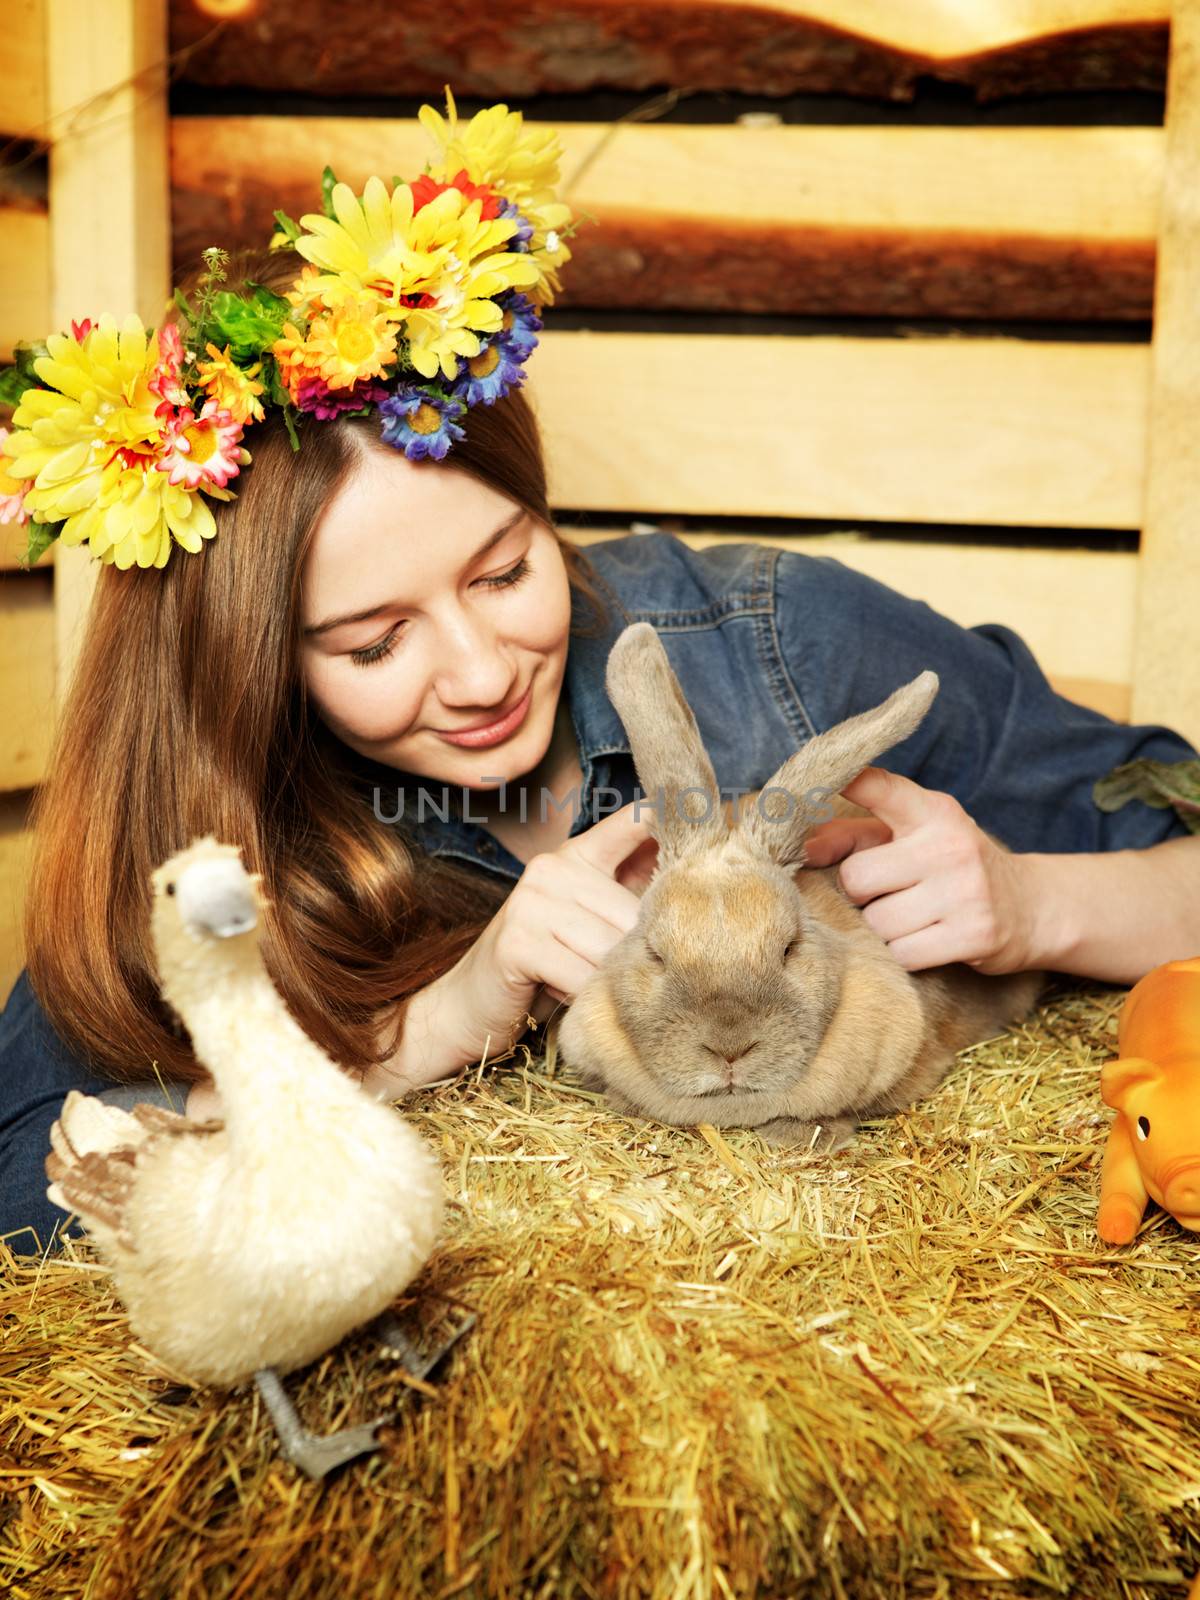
[299,443,573,790]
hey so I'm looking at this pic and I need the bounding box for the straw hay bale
[1,980,1198,1598]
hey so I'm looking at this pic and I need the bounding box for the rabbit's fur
[555,623,1044,1151]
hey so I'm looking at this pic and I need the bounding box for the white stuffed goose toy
[44,835,468,1478]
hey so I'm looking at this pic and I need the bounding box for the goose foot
[253,1367,391,1481]
[372,1307,478,1380]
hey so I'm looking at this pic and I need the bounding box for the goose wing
[44,1089,225,1251]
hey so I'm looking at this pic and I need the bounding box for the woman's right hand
[450,801,656,1055]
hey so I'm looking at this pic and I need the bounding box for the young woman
[3,242,1198,1254]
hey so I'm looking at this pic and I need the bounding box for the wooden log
[170,118,1162,322]
[528,330,1149,528]
[169,0,1169,104]
[563,528,1136,720]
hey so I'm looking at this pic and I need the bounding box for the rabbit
[554,622,1044,1152]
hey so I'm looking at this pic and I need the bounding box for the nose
[431,614,515,711]
[1161,1157,1200,1213]
[706,1041,761,1082]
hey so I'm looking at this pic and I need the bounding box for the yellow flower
[195,342,267,425]
[418,85,563,212]
[271,321,325,405]
[300,300,400,391]
[3,313,163,522]
[2,312,226,568]
[60,456,221,570]
[293,177,536,320]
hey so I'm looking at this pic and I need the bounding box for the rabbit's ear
[737,670,939,865]
[605,622,728,861]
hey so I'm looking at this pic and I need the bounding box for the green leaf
[0,363,37,408]
[272,208,302,246]
[1093,757,1200,835]
[320,165,340,220]
[173,286,196,319]
[281,403,300,451]
[206,287,292,362]
[20,519,61,569]
[14,340,50,382]
[259,352,291,410]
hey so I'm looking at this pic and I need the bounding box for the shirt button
[479,839,496,856]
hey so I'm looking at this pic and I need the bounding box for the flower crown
[0,87,582,571]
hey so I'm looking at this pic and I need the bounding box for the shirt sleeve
[0,969,186,1255]
[772,551,1200,854]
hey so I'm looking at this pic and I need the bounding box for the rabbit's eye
[645,943,665,966]
[1136,1115,1151,1141]
[783,938,799,960]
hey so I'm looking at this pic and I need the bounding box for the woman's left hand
[800,766,1038,974]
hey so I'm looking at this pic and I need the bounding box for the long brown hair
[21,245,611,1087]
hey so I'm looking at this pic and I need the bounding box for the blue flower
[496,198,535,251]
[498,289,543,359]
[377,386,467,461]
[452,338,528,408]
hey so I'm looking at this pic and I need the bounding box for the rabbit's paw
[751,1115,857,1153]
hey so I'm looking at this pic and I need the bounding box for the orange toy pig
[1097,955,1200,1245]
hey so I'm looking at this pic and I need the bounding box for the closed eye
[348,554,533,668]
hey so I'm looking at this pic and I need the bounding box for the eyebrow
[303,509,528,637]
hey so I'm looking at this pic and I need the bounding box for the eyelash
[348,555,534,668]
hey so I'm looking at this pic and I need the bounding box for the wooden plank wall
[0,0,169,1004]
[157,0,1186,739]
[1,0,1195,994]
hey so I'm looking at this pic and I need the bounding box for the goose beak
[176,862,260,939]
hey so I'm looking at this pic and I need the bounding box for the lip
[437,686,533,748]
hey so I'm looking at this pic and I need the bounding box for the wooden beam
[46,0,171,705]
[0,208,50,365]
[0,571,54,791]
[531,331,1150,529]
[0,0,46,140]
[1131,0,1200,752]
[170,119,1162,322]
[167,0,1170,103]
[564,529,1136,719]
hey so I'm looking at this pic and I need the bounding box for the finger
[839,765,940,832]
[553,856,646,937]
[858,880,943,945]
[547,897,639,971]
[881,921,973,972]
[529,987,566,1025]
[537,943,609,1003]
[835,835,926,906]
[564,800,657,878]
[802,817,891,868]
[615,836,660,892]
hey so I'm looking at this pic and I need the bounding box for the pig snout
[1158,1154,1200,1215]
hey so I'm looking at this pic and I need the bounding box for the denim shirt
[3,530,1197,1252]
[383,529,1199,881]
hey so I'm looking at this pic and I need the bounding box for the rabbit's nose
[710,1041,760,1068]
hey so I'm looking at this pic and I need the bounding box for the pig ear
[1100,1056,1162,1109]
